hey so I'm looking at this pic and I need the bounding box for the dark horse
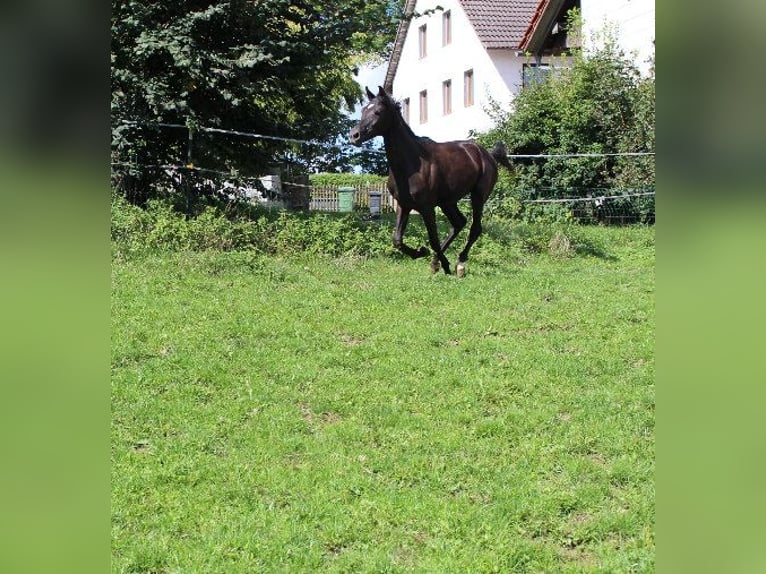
[350,86,511,276]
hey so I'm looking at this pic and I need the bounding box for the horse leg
[430,204,467,272]
[393,205,429,259]
[420,206,451,274]
[457,196,486,277]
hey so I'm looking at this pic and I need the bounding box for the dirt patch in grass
[559,544,597,568]
[299,403,343,431]
[338,333,365,346]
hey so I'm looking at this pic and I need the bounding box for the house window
[402,98,410,124]
[419,90,428,123]
[442,80,452,115]
[464,70,474,107]
[442,11,452,46]
[418,24,427,59]
[523,63,552,88]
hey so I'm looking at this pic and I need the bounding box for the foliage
[309,173,387,189]
[477,24,655,223]
[111,0,405,206]
[111,194,397,259]
[112,192,642,265]
[292,129,389,175]
[112,226,654,572]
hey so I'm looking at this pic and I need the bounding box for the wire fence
[111,120,655,223]
[528,189,655,224]
[116,119,656,159]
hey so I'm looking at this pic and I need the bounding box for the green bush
[112,191,625,263]
[309,173,387,189]
[111,194,394,259]
[485,192,523,221]
[477,18,654,224]
[506,221,612,258]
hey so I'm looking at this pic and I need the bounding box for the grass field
[111,225,654,573]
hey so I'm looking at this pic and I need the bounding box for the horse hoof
[456,263,466,278]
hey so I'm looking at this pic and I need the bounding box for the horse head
[349,86,398,147]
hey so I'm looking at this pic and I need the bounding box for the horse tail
[490,142,512,171]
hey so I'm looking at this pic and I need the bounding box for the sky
[349,61,388,120]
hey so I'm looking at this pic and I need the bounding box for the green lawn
[111,225,654,573]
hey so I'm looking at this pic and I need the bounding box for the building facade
[385,0,654,142]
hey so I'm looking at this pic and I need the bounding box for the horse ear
[366,86,376,100]
[378,85,387,97]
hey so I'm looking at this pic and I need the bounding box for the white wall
[582,0,655,74]
[390,0,655,142]
[391,0,523,142]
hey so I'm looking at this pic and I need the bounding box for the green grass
[112,225,654,573]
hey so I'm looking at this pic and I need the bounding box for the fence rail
[112,121,654,221]
[309,184,394,213]
[111,159,654,223]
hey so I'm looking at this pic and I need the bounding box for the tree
[111,0,404,208]
[477,28,655,212]
[286,117,388,176]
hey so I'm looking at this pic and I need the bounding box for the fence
[520,188,656,224]
[111,161,654,224]
[309,184,393,213]
[307,185,654,224]
[112,120,655,222]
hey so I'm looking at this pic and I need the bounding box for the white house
[385,0,654,142]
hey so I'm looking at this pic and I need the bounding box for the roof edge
[519,0,566,53]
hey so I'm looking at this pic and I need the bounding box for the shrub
[112,191,624,264]
[476,21,654,224]
[111,194,394,259]
[309,173,387,189]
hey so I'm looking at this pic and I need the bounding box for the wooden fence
[308,184,394,213]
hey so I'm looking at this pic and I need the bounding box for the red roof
[385,0,540,90]
[518,0,570,52]
[459,0,540,49]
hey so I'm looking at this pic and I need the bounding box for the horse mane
[381,92,403,114]
[381,92,424,144]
